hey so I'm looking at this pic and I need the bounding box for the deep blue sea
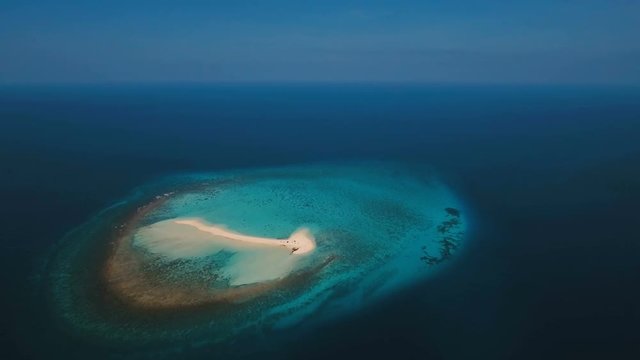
[1,84,639,359]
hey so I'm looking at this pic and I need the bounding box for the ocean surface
[1,84,639,359]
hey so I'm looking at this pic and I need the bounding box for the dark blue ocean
[1,85,639,359]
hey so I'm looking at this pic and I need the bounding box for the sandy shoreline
[174,218,316,255]
[101,186,324,309]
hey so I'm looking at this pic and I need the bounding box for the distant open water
[1,84,639,359]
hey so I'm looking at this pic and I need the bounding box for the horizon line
[1,80,639,88]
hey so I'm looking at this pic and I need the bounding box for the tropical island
[46,163,468,346]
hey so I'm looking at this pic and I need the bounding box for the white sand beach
[174,218,316,255]
[132,218,316,285]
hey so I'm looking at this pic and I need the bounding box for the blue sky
[1,0,638,84]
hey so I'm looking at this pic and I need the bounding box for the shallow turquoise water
[47,162,468,350]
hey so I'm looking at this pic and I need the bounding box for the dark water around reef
[1,84,639,359]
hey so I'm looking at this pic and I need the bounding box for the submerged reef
[421,207,464,266]
[44,163,468,351]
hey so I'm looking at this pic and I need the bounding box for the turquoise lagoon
[46,162,468,349]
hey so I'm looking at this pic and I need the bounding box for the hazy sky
[1,0,639,84]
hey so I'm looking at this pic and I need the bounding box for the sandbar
[174,218,316,255]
